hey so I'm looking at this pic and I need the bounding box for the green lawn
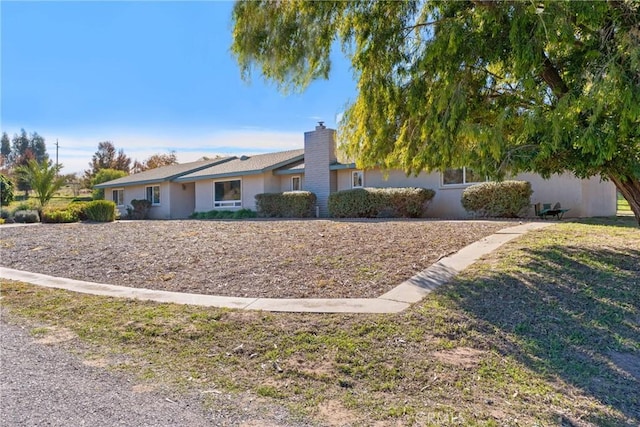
[618,191,632,213]
[1,217,639,426]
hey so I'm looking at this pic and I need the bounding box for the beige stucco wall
[279,175,305,192]
[169,182,196,219]
[194,180,215,213]
[241,174,265,210]
[336,168,616,218]
[193,173,275,213]
[104,183,172,219]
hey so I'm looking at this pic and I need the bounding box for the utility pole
[55,139,59,169]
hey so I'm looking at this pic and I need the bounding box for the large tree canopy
[84,141,131,185]
[232,0,640,224]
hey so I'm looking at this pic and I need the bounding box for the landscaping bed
[0,219,512,298]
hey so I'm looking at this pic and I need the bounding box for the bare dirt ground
[0,219,513,298]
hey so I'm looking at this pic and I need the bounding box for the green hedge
[84,200,117,222]
[42,207,80,223]
[461,181,533,218]
[189,208,257,220]
[255,191,317,218]
[328,187,436,218]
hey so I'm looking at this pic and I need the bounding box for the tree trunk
[610,174,640,226]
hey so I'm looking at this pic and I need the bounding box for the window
[442,167,486,186]
[145,185,160,205]
[112,189,124,206]
[214,180,242,208]
[291,176,301,191]
[352,170,364,188]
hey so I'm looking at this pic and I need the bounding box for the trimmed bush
[461,180,533,218]
[68,201,90,221]
[189,209,257,220]
[14,210,40,223]
[84,200,117,222]
[1,207,11,219]
[255,191,317,218]
[127,199,152,220]
[328,187,436,218]
[41,207,80,223]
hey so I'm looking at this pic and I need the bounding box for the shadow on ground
[444,234,639,425]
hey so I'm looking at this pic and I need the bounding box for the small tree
[15,159,65,210]
[90,168,128,199]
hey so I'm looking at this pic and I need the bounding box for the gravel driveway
[0,219,511,298]
[0,311,314,427]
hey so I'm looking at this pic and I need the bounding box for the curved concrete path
[0,222,552,313]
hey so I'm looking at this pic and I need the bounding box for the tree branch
[540,55,569,99]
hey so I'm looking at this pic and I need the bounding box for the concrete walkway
[0,222,552,313]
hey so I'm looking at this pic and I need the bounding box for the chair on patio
[535,202,570,220]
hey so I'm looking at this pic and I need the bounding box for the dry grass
[2,217,637,425]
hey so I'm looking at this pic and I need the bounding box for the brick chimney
[304,122,337,217]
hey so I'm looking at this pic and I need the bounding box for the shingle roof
[93,157,232,188]
[175,149,304,181]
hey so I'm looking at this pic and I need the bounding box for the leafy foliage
[132,151,178,173]
[189,209,257,220]
[127,199,152,220]
[1,174,14,206]
[90,168,128,199]
[232,1,640,224]
[84,200,117,222]
[15,159,65,210]
[328,187,435,218]
[255,191,317,218]
[461,181,533,218]
[84,141,131,185]
[41,207,80,223]
[0,132,10,167]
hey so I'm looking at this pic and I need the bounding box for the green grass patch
[1,217,638,425]
[617,191,632,213]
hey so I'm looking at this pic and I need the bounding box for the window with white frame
[291,176,301,191]
[145,185,160,205]
[352,170,364,188]
[442,167,486,186]
[111,189,124,206]
[214,179,242,208]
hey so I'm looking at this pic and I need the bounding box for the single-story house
[96,123,617,219]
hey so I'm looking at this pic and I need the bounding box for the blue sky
[1,1,356,173]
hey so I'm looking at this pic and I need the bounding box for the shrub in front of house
[255,191,317,218]
[328,187,436,218]
[13,209,40,223]
[189,208,257,220]
[461,180,533,218]
[127,199,152,220]
[84,200,117,222]
[68,201,90,221]
[41,207,80,223]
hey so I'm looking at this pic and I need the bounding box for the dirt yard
[1,219,513,298]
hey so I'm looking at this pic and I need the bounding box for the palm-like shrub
[15,160,65,210]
